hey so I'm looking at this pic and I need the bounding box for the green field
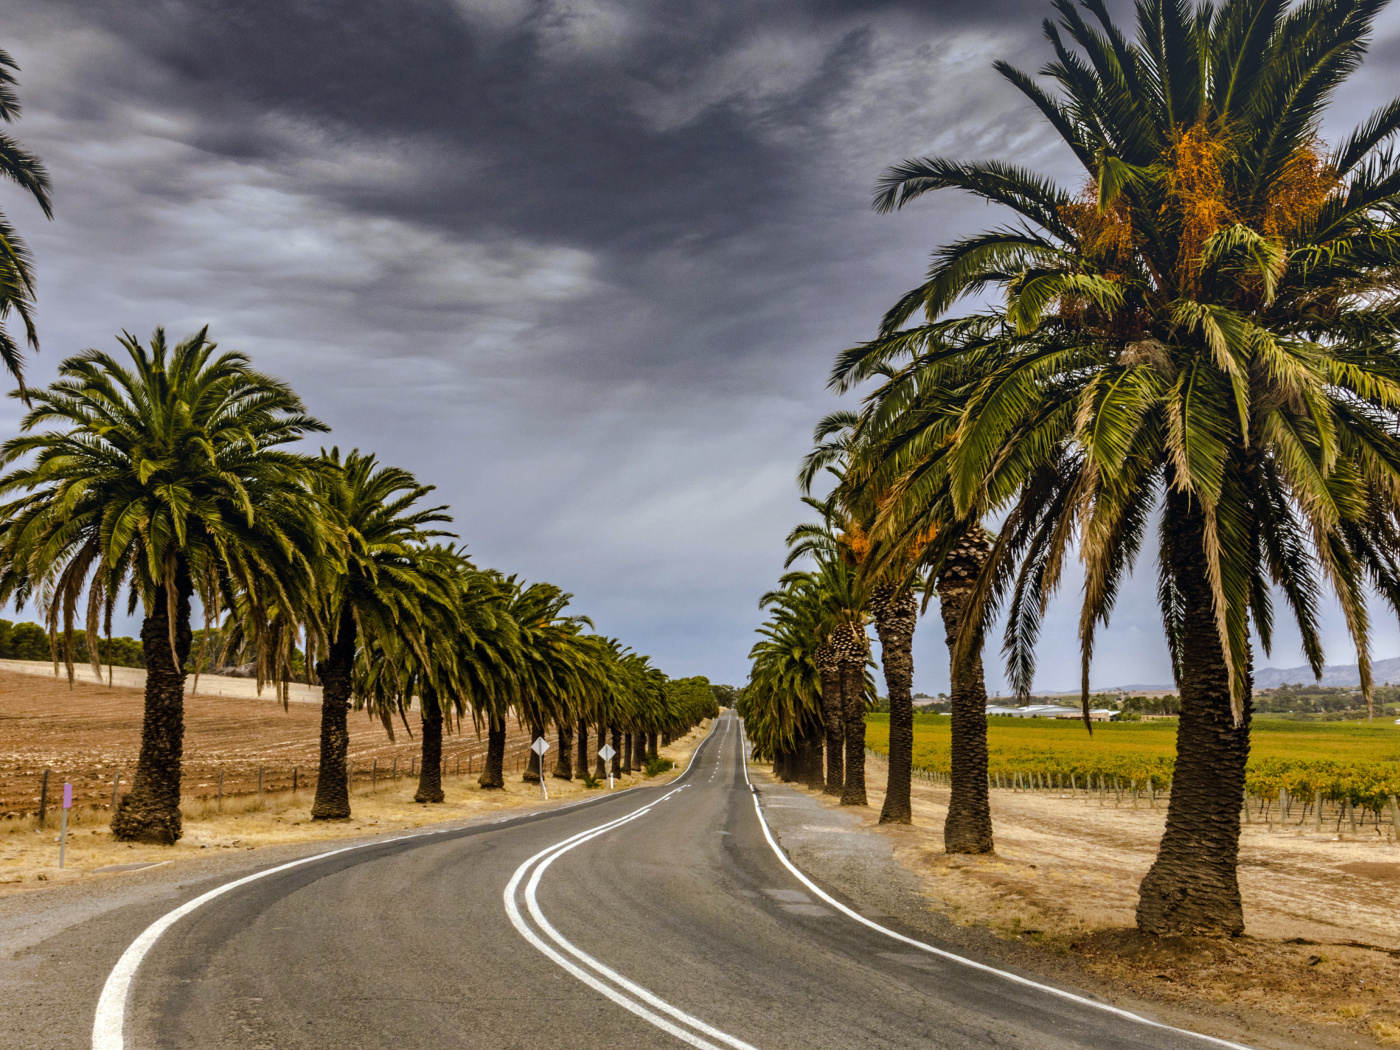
[864,712,1400,808]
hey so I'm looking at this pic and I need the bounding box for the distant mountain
[1252,657,1400,690]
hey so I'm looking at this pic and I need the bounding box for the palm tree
[746,582,824,785]
[862,0,1400,934]
[510,581,592,784]
[308,449,452,820]
[0,49,51,393]
[0,329,326,842]
[796,424,932,824]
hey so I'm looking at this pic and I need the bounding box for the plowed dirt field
[0,669,533,817]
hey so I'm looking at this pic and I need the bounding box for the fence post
[292,766,298,795]
[38,768,49,826]
[1147,779,1155,808]
[110,769,120,811]
[1315,791,1322,832]
[217,767,225,809]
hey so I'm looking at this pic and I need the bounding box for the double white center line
[504,735,755,1050]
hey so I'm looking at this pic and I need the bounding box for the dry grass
[0,721,710,894]
[761,751,1400,1046]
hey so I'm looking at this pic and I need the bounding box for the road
[67,712,1245,1049]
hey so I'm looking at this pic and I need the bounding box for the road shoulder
[751,770,1376,1050]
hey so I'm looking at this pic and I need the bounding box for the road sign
[599,744,616,789]
[59,783,72,868]
[531,738,550,800]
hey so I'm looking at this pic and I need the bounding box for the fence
[864,748,1400,841]
[4,741,540,824]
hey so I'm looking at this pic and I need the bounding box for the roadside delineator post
[599,744,616,789]
[59,782,72,868]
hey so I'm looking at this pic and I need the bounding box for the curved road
[87,713,1244,1050]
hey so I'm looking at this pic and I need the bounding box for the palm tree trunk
[647,731,658,760]
[1136,495,1250,936]
[310,608,357,821]
[622,732,633,774]
[817,646,843,796]
[610,728,622,778]
[554,717,574,780]
[576,718,589,777]
[111,565,194,844]
[594,722,608,779]
[662,729,672,747]
[874,585,919,825]
[478,714,506,789]
[803,724,825,790]
[839,653,868,806]
[940,527,994,854]
[414,690,445,803]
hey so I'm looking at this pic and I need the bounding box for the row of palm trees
[0,329,716,844]
[742,0,1400,938]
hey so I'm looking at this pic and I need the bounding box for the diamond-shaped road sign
[598,744,616,761]
[531,737,550,756]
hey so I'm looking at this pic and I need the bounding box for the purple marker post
[59,782,73,868]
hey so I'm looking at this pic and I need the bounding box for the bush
[581,772,602,789]
[643,757,673,777]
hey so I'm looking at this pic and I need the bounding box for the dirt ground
[802,753,1400,1047]
[0,704,710,894]
[0,667,538,816]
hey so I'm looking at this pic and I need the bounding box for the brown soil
[822,753,1400,1047]
[0,668,536,817]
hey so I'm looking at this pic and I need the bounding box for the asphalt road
[44,712,1248,1050]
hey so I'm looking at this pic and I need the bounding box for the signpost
[59,783,73,869]
[531,737,551,800]
[599,744,616,789]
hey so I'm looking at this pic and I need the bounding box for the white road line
[92,832,421,1050]
[736,722,1254,1050]
[89,738,705,1050]
[503,720,756,1050]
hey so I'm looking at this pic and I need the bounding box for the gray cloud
[4,0,1396,692]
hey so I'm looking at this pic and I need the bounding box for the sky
[4,0,1400,694]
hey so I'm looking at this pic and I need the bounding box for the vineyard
[865,713,1400,814]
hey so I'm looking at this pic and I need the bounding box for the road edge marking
[736,721,1255,1050]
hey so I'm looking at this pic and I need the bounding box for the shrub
[644,757,673,777]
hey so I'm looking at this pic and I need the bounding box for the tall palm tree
[862,0,1400,934]
[0,49,51,393]
[796,423,933,824]
[746,582,824,784]
[308,449,452,820]
[0,329,326,842]
[510,581,592,784]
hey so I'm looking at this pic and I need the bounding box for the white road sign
[599,744,616,761]
[531,737,550,756]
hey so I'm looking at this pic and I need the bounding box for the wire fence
[864,747,1400,842]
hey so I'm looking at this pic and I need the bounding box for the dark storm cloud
[14,0,1388,689]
